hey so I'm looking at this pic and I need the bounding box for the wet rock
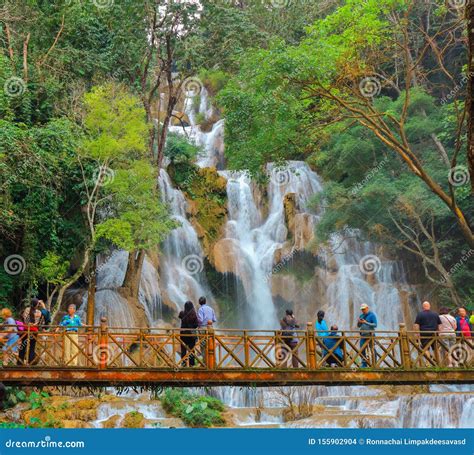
[122,411,145,428]
[102,415,121,428]
[211,238,241,274]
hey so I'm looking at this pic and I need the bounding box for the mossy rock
[122,411,145,428]
[75,398,100,410]
[169,163,228,255]
[102,414,121,428]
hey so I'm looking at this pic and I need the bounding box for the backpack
[15,320,25,331]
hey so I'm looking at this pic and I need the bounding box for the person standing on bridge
[456,307,472,339]
[197,296,216,329]
[18,298,44,366]
[59,304,82,366]
[315,310,329,336]
[414,301,442,364]
[197,297,216,365]
[357,304,377,368]
[438,307,457,367]
[280,309,301,368]
[0,308,20,365]
[179,301,199,367]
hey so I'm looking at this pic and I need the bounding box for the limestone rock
[122,411,145,428]
[102,415,121,428]
[211,238,241,274]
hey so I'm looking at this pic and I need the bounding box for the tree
[50,83,151,317]
[467,0,474,191]
[37,252,70,310]
[219,0,474,247]
[96,160,177,298]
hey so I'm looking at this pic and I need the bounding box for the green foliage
[38,252,69,287]
[3,387,28,409]
[198,69,229,96]
[28,391,50,410]
[160,389,225,428]
[96,160,177,250]
[164,132,201,164]
[82,83,149,162]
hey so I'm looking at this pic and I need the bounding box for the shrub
[160,389,225,428]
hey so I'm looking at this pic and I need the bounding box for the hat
[360,303,369,310]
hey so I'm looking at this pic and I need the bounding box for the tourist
[179,301,199,367]
[197,296,216,328]
[323,325,344,367]
[414,301,442,362]
[315,310,329,336]
[280,309,301,368]
[357,303,377,368]
[59,304,82,366]
[38,300,51,328]
[0,308,20,365]
[438,307,457,367]
[196,296,216,364]
[18,298,44,365]
[456,307,472,338]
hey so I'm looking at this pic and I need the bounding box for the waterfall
[324,238,413,330]
[169,87,226,169]
[158,168,214,311]
[79,250,163,327]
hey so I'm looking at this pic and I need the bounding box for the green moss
[168,163,227,250]
[160,389,225,428]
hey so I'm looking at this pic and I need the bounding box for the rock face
[211,238,242,274]
[21,396,101,428]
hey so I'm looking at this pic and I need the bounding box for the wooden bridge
[1,320,473,387]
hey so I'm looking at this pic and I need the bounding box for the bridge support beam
[0,368,472,387]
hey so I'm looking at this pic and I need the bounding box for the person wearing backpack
[18,298,44,365]
[279,309,300,368]
[0,308,20,365]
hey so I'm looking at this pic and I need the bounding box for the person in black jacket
[179,301,199,367]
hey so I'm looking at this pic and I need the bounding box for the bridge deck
[1,322,472,387]
[1,367,473,387]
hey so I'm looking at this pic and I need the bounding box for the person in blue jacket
[315,310,329,336]
[323,325,344,367]
[357,303,377,368]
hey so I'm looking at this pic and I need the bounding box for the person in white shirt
[197,296,216,328]
[439,307,457,367]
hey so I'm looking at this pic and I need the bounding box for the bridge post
[206,320,216,370]
[306,322,317,370]
[399,323,411,369]
[98,317,108,370]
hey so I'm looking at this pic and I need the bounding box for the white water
[169,87,225,169]
[158,168,214,311]
[79,251,162,326]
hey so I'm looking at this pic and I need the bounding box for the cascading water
[77,88,471,429]
[169,87,225,170]
[217,162,323,329]
[79,250,163,327]
[158,168,214,311]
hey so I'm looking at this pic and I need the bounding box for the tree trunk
[467,0,474,192]
[86,266,96,327]
[121,250,146,300]
[51,246,92,322]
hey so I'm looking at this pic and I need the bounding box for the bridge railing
[0,321,472,370]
